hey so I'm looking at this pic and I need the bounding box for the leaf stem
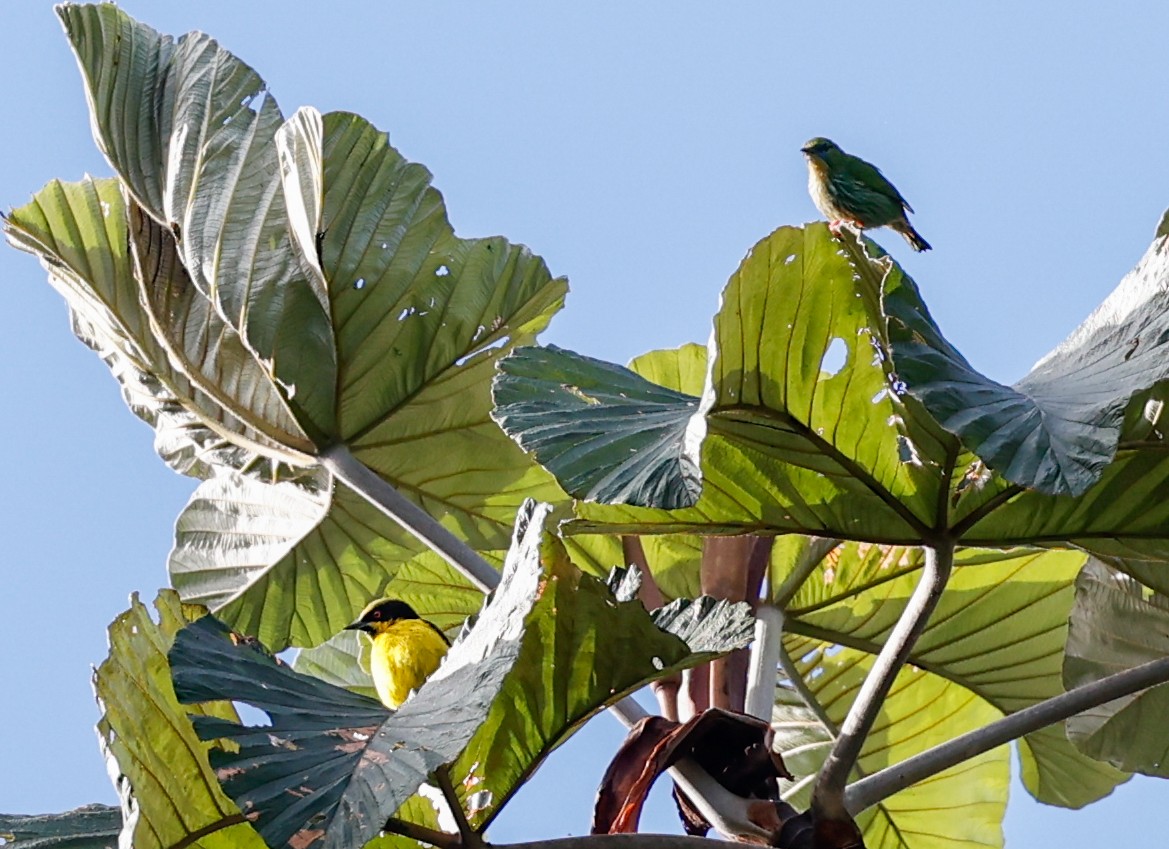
[745,605,783,721]
[384,817,462,849]
[700,536,761,711]
[500,835,730,849]
[844,653,1169,814]
[436,766,483,849]
[319,443,497,592]
[811,538,954,820]
[778,640,838,737]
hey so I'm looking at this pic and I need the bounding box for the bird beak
[343,621,371,633]
[800,144,815,155]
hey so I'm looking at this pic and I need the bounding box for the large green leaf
[290,109,566,447]
[39,4,571,651]
[3,177,306,479]
[556,224,961,541]
[959,449,1169,559]
[501,225,1169,567]
[167,470,430,647]
[453,560,755,831]
[493,344,702,508]
[170,502,754,847]
[783,544,1127,808]
[93,591,265,849]
[58,3,338,436]
[1064,559,1169,776]
[172,615,398,849]
[886,233,1169,496]
[774,641,1007,849]
[0,806,120,849]
[126,200,311,457]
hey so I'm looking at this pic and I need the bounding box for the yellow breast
[369,619,450,709]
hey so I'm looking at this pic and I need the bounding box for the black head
[344,598,421,634]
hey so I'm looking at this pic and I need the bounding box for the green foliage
[1064,559,1169,776]
[0,805,120,849]
[502,224,1169,576]
[6,4,570,651]
[782,543,1127,807]
[775,644,1008,849]
[493,344,702,508]
[169,503,755,847]
[92,591,266,849]
[887,236,1169,496]
[11,5,1169,849]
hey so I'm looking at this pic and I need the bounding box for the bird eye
[369,609,381,620]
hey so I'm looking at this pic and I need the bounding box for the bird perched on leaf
[801,137,931,252]
[344,598,450,709]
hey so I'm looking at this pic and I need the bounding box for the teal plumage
[801,137,931,252]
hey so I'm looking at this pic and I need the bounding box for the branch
[811,538,954,820]
[501,835,731,849]
[778,639,837,737]
[327,444,769,838]
[844,653,1169,814]
[436,766,483,849]
[701,536,765,711]
[745,605,783,721]
[384,817,462,849]
[607,699,771,840]
[319,444,497,592]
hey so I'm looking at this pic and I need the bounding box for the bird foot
[827,220,861,237]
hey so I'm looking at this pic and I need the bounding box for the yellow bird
[343,598,451,709]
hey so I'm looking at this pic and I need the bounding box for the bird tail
[893,218,931,252]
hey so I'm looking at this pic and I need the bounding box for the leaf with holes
[541,224,961,540]
[170,502,755,847]
[887,232,1169,497]
[42,5,570,650]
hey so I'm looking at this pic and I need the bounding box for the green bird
[801,137,931,252]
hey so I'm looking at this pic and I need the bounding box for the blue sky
[2,1,1168,844]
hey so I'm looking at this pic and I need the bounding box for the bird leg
[827,219,862,237]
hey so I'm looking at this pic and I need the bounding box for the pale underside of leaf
[1064,559,1169,776]
[4,176,307,480]
[59,2,339,436]
[886,227,1169,497]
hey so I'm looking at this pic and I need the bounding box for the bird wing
[425,618,452,646]
[839,157,914,213]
